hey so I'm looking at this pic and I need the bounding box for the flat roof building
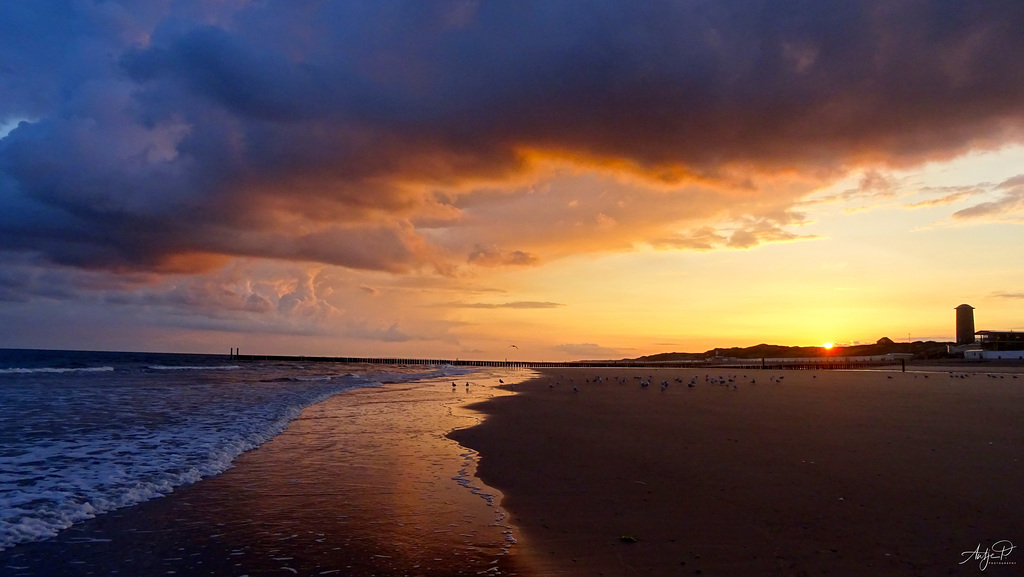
[975,330,1024,351]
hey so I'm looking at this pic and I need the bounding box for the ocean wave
[145,365,241,371]
[0,366,115,375]
[371,365,475,383]
[0,374,379,551]
[262,375,335,383]
[0,357,481,552]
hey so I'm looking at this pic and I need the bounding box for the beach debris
[619,535,638,543]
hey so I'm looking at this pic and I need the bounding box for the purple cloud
[2,0,1024,278]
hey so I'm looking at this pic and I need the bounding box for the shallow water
[0,364,535,576]
[0,349,475,552]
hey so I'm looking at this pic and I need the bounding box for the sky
[2,1,1023,361]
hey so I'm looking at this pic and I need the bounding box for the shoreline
[0,370,532,576]
[451,366,1024,576]
[5,363,1022,575]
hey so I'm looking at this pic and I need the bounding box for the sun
[823,342,834,349]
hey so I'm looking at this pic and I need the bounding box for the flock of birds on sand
[451,370,1019,394]
[453,378,515,390]
[532,372,791,392]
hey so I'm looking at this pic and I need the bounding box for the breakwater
[230,352,905,371]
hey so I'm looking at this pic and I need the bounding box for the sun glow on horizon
[823,342,834,349]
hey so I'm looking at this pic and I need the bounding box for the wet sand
[0,371,531,576]
[450,366,1024,576]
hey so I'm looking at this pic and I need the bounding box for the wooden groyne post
[228,354,906,371]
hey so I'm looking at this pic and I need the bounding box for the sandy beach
[451,366,1024,576]
[3,364,1022,577]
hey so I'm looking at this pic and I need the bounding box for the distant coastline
[632,337,950,362]
[229,337,955,367]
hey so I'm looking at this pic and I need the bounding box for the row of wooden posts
[229,349,906,371]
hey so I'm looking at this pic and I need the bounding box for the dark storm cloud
[2,0,1024,275]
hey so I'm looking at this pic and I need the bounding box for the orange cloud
[443,301,565,309]
[903,187,983,209]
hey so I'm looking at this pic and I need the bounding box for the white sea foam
[0,366,115,374]
[0,358,471,552]
[0,388,366,549]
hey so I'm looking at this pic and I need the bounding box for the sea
[0,348,474,553]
